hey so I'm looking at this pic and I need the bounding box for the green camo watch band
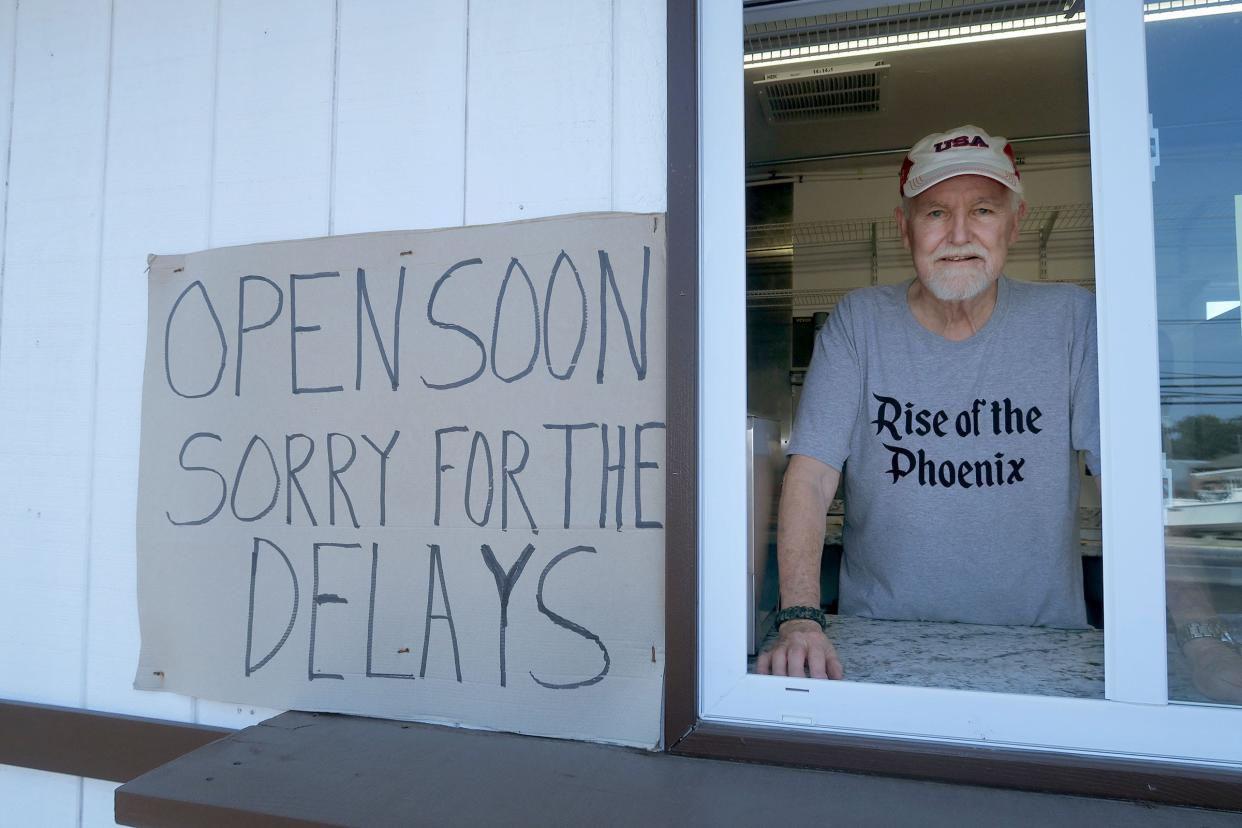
[774,605,828,630]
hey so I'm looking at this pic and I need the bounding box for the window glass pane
[743,1,1106,698]
[1148,3,1242,707]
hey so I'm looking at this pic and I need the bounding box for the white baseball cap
[898,125,1023,198]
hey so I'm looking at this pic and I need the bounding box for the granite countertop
[753,615,1213,701]
[811,615,1106,697]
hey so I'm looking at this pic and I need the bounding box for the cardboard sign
[135,213,666,747]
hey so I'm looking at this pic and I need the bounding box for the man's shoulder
[1006,277,1094,312]
[1004,278,1096,344]
[834,281,907,318]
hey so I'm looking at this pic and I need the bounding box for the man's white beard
[923,245,995,301]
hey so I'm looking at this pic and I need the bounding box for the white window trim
[698,0,1242,766]
[1085,0,1169,706]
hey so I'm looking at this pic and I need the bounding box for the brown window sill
[114,710,1242,827]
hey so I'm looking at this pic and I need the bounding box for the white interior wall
[792,153,1096,293]
[0,1,666,825]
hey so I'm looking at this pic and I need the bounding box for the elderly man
[758,125,1100,679]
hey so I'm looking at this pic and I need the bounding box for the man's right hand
[756,619,844,679]
[768,456,842,679]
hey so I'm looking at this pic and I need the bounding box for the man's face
[895,175,1025,302]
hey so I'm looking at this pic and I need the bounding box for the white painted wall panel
[0,766,81,827]
[612,0,666,213]
[0,0,17,284]
[83,0,218,721]
[333,0,468,234]
[0,0,111,708]
[81,777,121,828]
[195,0,336,728]
[210,0,335,248]
[465,0,613,224]
[0,0,668,761]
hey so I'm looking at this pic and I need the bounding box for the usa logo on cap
[934,134,990,152]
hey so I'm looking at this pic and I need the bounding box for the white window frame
[698,0,1242,766]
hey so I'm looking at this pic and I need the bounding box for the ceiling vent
[755,61,890,124]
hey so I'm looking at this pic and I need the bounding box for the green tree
[1169,414,1242,460]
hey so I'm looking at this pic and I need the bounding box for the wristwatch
[1175,618,1236,649]
[774,605,828,631]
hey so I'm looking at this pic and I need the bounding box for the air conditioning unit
[755,60,890,125]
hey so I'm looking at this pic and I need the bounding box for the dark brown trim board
[662,0,700,750]
[117,711,1242,828]
[658,0,1242,812]
[0,699,228,784]
[675,723,1242,812]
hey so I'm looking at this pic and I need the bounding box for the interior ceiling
[745,29,1090,175]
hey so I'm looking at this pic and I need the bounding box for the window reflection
[1150,8,1242,707]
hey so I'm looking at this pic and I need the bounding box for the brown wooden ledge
[0,698,228,783]
[114,711,1242,828]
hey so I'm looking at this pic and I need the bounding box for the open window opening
[690,0,1242,777]
[742,0,1107,700]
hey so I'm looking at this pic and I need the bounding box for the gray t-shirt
[787,276,1100,628]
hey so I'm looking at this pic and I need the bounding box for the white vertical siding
[0,766,83,826]
[85,0,216,723]
[81,778,122,828]
[0,0,112,720]
[0,1,666,824]
[0,3,96,819]
[0,0,15,285]
[333,0,469,234]
[208,0,336,248]
[465,0,614,224]
[612,0,666,213]
[195,0,338,729]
